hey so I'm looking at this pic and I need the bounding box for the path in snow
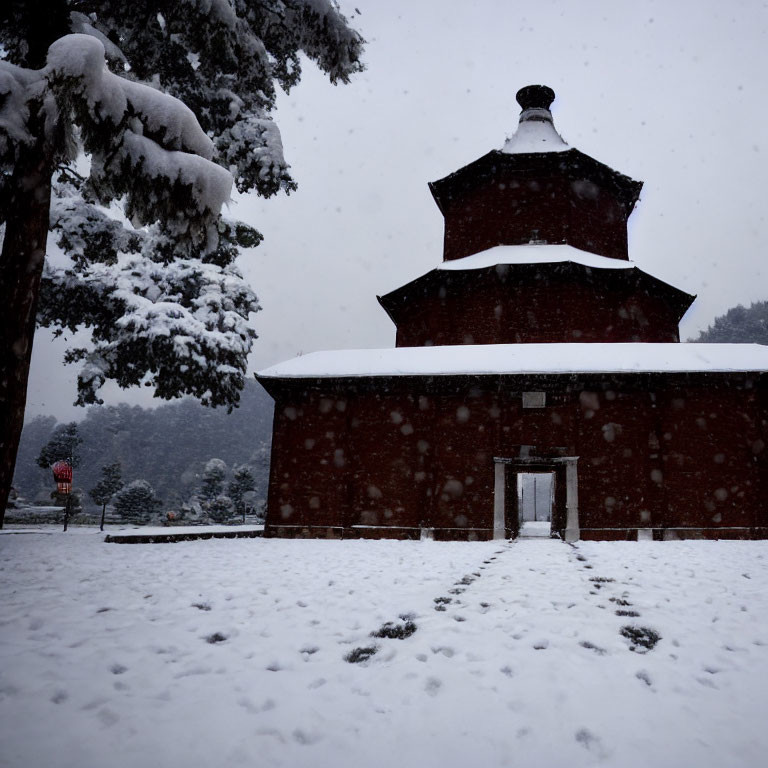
[518,520,553,537]
[0,530,766,768]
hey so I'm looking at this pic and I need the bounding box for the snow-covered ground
[1,530,767,768]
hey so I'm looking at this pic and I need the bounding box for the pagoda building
[258,86,768,542]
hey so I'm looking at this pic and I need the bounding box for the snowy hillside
[1,531,766,768]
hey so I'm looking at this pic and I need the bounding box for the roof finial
[516,85,555,112]
[501,84,567,154]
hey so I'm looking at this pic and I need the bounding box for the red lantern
[52,460,73,495]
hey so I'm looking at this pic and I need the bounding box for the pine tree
[0,1,365,526]
[36,422,82,469]
[89,461,124,531]
[200,458,227,502]
[113,479,161,526]
[197,458,237,523]
[228,464,256,522]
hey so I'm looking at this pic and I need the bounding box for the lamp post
[51,460,73,532]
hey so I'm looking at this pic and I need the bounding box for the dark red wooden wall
[263,373,768,540]
[383,265,687,347]
[440,170,631,262]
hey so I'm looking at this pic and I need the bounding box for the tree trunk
[100,503,106,532]
[0,146,54,528]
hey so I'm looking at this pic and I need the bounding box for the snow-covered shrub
[207,495,235,524]
[113,480,161,526]
[200,459,227,502]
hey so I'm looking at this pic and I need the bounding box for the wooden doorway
[517,471,555,537]
[493,457,579,541]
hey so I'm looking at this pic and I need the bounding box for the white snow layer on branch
[0,61,40,154]
[46,35,213,158]
[122,130,231,215]
[50,189,138,263]
[42,34,232,229]
[182,0,238,29]
[216,114,291,189]
[48,251,257,403]
[68,13,128,66]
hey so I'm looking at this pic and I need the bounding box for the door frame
[494,456,579,541]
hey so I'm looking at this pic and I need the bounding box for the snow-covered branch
[44,34,232,251]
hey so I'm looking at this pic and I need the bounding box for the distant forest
[692,300,768,344]
[13,380,273,511]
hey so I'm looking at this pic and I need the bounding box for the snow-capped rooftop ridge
[501,84,569,155]
[432,245,692,300]
[257,343,768,380]
[438,244,635,272]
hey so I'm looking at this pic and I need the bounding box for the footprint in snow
[580,641,606,656]
[532,639,549,650]
[292,728,322,746]
[371,619,417,639]
[237,696,260,714]
[620,626,661,653]
[97,708,119,727]
[635,670,653,687]
[575,728,609,759]
[425,677,442,696]
[723,644,746,653]
[610,597,633,607]
[345,646,378,664]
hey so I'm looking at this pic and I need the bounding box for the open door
[494,457,577,540]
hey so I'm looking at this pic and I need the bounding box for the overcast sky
[25,0,768,421]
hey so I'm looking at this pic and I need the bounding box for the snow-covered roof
[258,343,768,380]
[437,244,634,272]
[501,110,569,154]
[411,244,686,300]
